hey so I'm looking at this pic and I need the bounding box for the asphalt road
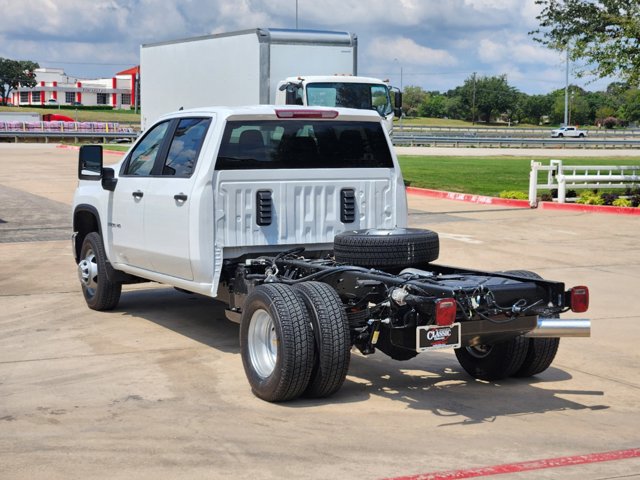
[1,144,639,480]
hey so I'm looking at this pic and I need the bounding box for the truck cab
[276,76,402,134]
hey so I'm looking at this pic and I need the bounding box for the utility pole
[295,0,298,29]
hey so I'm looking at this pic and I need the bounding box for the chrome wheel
[78,248,99,297]
[248,309,278,378]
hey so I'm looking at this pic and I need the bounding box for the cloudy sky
[0,0,614,94]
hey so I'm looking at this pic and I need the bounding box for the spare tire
[334,228,439,269]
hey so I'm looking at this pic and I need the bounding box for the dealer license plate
[416,323,461,352]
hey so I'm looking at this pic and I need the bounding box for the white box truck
[140,28,402,132]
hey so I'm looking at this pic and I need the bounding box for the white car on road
[551,126,587,138]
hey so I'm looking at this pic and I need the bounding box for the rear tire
[334,228,439,269]
[514,338,560,377]
[293,282,351,398]
[504,270,561,377]
[240,284,314,402]
[455,337,529,381]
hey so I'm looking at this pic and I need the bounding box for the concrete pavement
[1,144,639,479]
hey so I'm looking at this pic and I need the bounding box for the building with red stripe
[14,66,138,109]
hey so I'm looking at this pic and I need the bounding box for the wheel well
[73,208,100,261]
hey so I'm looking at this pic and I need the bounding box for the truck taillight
[435,298,457,326]
[570,286,589,313]
[275,109,339,119]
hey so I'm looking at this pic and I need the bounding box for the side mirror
[394,90,403,109]
[285,87,298,105]
[101,167,117,192]
[394,107,403,119]
[78,145,103,180]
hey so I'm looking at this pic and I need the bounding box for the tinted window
[216,120,393,170]
[123,121,170,176]
[162,117,211,177]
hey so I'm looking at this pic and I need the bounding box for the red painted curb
[384,447,640,480]
[540,201,640,216]
[406,186,640,215]
[406,187,531,208]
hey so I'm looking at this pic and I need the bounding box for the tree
[0,57,39,105]
[401,86,427,117]
[618,88,640,122]
[453,75,519,123]
[521,94,554,124]
[532,0,640,85]
[419,93,447,118]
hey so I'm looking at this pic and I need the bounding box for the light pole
[564,49,569,126]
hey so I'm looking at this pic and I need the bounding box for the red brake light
[275,109,339,119]
[435,298,457,326]
[570,286,589,313]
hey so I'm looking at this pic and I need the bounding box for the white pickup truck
[550,126,588,138]
[73,105,590,402]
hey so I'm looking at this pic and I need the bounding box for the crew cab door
[110,120,171,270]
[142,117,211,280]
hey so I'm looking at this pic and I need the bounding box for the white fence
[528,160,640,207]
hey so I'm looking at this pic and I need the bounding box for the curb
[406,186,640,216]
[539,201,640,216]
[406,186,531,208]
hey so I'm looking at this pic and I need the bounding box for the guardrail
[528,159,640,207]
[0,131,138,143]
[0,120,138,143]
[396,124,640,138]
[393,134,640,149]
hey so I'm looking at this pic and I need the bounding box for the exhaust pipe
[524,317,591,338]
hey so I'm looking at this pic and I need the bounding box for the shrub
[540,192,553,202]
[576,191,604,205]
[600,193,618,205]
[613,198,632,207]
[499,191,528,200]
[602,117,618,129]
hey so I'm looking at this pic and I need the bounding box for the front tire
[240,284,314,402]
[78,232,121,311]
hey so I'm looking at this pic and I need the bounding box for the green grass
[0,106,140,124]
[399,156,640,196]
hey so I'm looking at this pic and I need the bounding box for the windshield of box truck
[216,120,393,170]
[306,83,393,117]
